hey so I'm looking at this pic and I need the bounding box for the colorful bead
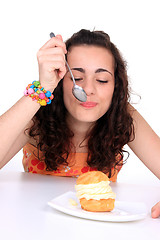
[50,95,54,100]
[45,91,52,98]
[24,89,28,95]
[47,99,52,104]
[33,81,40,87]
[28,84,33,88]
[39,93,45,99]
[28,88,34,94]
[39,99,47,106]
[24,81,54,107]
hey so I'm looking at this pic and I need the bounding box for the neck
[66,114,95,152]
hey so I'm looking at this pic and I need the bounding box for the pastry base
[80,198,115,212]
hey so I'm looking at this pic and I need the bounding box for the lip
[80,102,98,108]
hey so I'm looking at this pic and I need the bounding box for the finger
[55,34,67,54]
[50,33,63,42]
[56,34,63,41]
[40,36,66,53]
[40,59,66,74]
[38,55,65,66]
[151,209,160,218]
[151,202,160,218]
[37,47,66,58]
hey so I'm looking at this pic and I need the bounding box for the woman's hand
[151,201,160,218]
[37,34,67,92]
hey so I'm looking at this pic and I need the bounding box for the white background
[0,0,159,184]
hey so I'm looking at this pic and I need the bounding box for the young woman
[0,29,159,218]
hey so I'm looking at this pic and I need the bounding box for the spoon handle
[50,32,55,38]
[65,61,76,85]
[50,32,76,85]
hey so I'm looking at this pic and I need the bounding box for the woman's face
[63,45,115,125]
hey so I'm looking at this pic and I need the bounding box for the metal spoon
[50,32,87,102]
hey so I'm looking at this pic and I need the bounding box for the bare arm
[0,34,67,168]
[128,105,160,179]
[128,105,160,218]
[0,96,40,168]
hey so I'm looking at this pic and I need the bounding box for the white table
[0,172,159,240]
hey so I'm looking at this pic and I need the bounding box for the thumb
[56,34,63,41]
[56,34,67,54]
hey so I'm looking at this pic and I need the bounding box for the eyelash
[97,80,108,83]
[72,78,108,84]
[74,78,82,81]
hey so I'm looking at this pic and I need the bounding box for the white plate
[48,191,148,222]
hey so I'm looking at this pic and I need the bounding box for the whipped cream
[75,181,116,200]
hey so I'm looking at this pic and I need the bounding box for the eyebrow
[71,67,113,76]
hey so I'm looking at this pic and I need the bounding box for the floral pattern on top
[23,143,122,182]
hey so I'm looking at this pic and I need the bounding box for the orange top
[23,143,122,182]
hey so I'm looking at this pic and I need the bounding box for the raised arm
[0,35,67,168]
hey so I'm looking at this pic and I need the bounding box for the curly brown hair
[29,29,134,177]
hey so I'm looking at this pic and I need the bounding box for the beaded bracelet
[24,81,54,106]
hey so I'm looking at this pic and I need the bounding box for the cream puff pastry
[75,171,116,212]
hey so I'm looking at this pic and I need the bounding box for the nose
[82,78,96,96]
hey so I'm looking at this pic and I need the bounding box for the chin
[75,114,101,123]
[66,107,107,124]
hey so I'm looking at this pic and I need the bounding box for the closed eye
[74,78,83,81]
[97,80,109,83]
